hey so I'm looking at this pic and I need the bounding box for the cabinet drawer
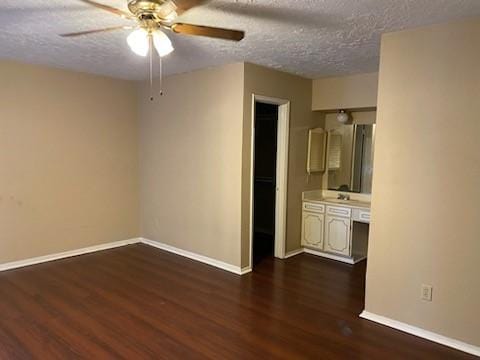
[359,211,370,223]
[352,209,371,223]
[326,206,351,218]
[303,202,325,213]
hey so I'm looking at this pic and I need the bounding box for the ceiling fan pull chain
[159,54,163,96]
[149,33,154,101]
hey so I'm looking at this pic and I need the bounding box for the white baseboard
[304,248,355,264]
[0,239,363,277]
[0,238,141,272]
[0,237,249,276]
[360,311,480,357]
[353,255,367,264]
[284,248,304,259]
[140,238,247,276]
[240,266,253,275]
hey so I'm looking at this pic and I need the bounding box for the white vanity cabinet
[301,199,370,264]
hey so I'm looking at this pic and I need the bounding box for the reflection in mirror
[327,124,375,193]
[307,128,326,174]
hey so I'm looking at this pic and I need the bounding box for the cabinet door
[301,211,324,249]
[324,216,351,256]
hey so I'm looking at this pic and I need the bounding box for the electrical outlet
[421,284,433,302]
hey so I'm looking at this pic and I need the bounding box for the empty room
[1,0,479,358]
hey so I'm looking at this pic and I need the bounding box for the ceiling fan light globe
[153,30,174,57]
[127,28,149,57]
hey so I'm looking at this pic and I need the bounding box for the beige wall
[312,73,378,111]
[139,62,323,269]
[139,63,245,267]
[365,18,480,346]
[1,59,317,270]
[0,61,139,263]
[242,63,324,267]
[0,60,377,278]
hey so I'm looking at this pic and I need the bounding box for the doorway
[252,102,278,265]
[249,95,290,269]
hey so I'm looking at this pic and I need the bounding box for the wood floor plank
[0,244,475,359]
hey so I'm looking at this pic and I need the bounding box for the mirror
[307,128,326,174]
[327,124,375,193]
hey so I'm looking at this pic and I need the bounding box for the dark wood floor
[0,244,474,359]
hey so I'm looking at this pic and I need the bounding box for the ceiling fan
[61,0,245,51]
[61,0,245,98]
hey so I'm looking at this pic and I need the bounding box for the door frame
[249,94,290,268]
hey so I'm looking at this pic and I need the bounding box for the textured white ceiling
[1,0,480,80]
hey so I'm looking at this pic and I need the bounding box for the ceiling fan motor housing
[127,0,177,21]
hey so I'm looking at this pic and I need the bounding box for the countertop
[303,194,371,210]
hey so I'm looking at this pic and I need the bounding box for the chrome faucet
[337,193,350,201]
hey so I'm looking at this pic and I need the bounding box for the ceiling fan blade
[78,0,135,19]
[60,25,133,37]
[171,23,244,41]
[173,0,209,14]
